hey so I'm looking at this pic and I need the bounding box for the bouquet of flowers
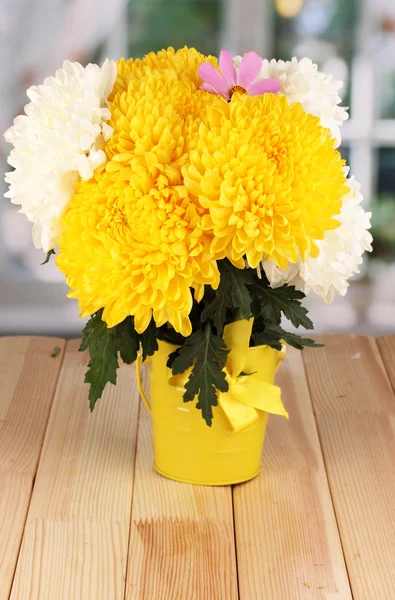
[4,48,372,429]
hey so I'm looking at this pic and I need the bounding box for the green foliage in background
[127,0,221,58]
[369,196,395,262]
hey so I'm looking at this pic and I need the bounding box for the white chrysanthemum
[233,55,348,146]
[262,176,373,303]
[4,59,117,251]
[261,260,302,289]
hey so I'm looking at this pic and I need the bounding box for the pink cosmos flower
[198,50,280,100]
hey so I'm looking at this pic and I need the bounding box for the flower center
[229,85,247,98]
[99,202,129,234]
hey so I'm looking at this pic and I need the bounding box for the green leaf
[51,346,61,358]
[109,317,140,364]
[80,312,161,411]
[41,249,56,265]
[166,348,180,370]
[254,327,283,351]
[201,293,228,335]
[84,335,118,411]
[80,310,119,410]
[254,325,322,351]
[249,280,313,330]
[79,310,106,353]
[140,318,159,362]
[158,325,186,346]
[170,324,229,426]
[201,259,253,333]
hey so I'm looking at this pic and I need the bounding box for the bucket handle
[135,356,152,413]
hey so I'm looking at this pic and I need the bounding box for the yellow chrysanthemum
[183,93,348,269]
[57,47,349,336]
[57,54,223,336]
[112,46,217,98]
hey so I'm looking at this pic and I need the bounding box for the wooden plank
[125,368,238,600]
[0,336,65,600]
[377,335,395,394]
[233,346,352,600]
[10,340,140,600]
[303,335,395,599]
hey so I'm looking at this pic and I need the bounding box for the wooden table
[1,335,394,599]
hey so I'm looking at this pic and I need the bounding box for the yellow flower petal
[57,49,222,333]
[183,93,347,270]
[57,48,348,334]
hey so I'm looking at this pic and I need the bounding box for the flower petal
[219,50,236,86]
[200,81,228,99]
[198,62,229,96]
[3,59,115,251]
[237,52,263,88]
[248,78,281,96]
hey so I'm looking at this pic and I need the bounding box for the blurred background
[0,0,394,337]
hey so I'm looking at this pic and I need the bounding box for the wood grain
[377,335,395,394]
[10,340,140,600]
[303,335,395,599]
[0,336,65,600]
[3,334,395,599]
[125,367,238,600]
[233,346,352,599]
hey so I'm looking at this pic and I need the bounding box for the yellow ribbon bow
[168,319,288,432]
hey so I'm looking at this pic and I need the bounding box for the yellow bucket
[136,337,286,486]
